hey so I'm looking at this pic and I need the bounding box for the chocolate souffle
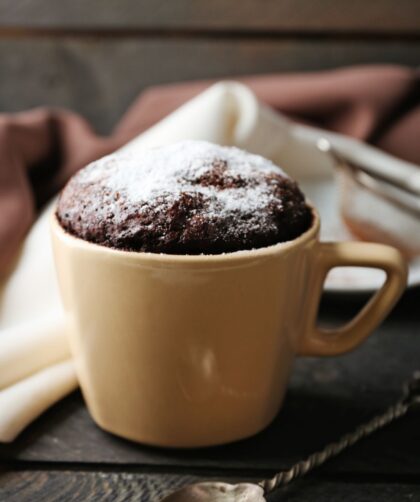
[57,141,312,254]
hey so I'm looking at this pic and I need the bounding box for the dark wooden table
[0,290,419,501]
[0,1,419,499]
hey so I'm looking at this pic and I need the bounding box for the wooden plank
[0,470,419,502]
[0,471,199,502]
[0,291,419,475]
[0,37,419,134]
[0,0,419,33]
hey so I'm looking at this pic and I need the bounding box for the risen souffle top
[57,140,312,254]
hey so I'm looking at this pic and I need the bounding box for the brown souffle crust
[57,141,312,254]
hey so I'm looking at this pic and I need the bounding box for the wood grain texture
[0,470,419,502]
[0,0,419,33]
[0,37,419,134]
[0,291,419,475]
[0,471,199,502]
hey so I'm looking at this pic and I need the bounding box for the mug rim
[51,204,320,264]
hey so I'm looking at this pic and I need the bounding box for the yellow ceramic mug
[51,208,407,447]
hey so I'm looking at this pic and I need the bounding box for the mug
[51,207,407,447]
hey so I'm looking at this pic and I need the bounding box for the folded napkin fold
[1,66,419,442]
[0,359,76,442]
[0,201,76,441]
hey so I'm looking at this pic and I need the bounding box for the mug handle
[299,241,408,356]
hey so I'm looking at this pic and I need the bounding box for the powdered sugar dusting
[78,140,288,226]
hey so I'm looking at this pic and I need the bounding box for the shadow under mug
[51,207,407,447]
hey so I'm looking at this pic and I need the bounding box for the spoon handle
[260,372,420,494]
[317,137,420,196]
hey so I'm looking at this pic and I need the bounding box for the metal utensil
[161,482,265,501]
[317,138,420,218]
[159,372,420,502]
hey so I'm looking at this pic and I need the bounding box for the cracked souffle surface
[56,140,312,254]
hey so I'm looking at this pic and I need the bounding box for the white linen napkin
[1,81,417,442]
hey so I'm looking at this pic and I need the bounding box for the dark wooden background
[0,0,420,133]
[0,1,420,501]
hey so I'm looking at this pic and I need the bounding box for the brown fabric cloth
[1,64,419,274]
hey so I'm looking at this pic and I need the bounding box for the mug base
[88,403,283,449]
